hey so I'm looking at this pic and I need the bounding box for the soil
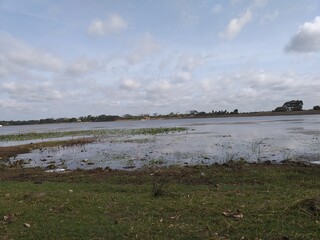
[0,138,95,161]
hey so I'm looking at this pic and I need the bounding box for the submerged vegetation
[0,138,95,161]
[1,163,320,239]
[0,127,187,142]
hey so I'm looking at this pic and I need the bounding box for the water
[1,115,320,169]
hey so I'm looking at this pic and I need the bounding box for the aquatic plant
[251,139,263,162]
[0,127,187,142]
[220,142,235,164]
[151,176,168,198]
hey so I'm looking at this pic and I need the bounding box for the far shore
[1,109,320,127]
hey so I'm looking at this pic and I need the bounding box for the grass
[1,163,320,239]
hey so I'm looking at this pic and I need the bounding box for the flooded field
[1,115,320,169]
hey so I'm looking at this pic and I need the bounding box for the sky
[0,0,320,120]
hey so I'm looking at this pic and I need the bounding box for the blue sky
[0,0,320,120]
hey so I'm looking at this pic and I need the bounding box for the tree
[232,109,239,114]
[313,105,320,110]
[282,100,303,111]
[189,110,198,115]
[273,100,303,112]
[273,106,288,112]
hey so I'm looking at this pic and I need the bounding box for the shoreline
[1,110,320,126]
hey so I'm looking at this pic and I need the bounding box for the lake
[1,115,320,169]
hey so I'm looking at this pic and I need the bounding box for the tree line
[0,110,239,126]
[2,99,320,126]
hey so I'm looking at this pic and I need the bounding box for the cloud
[219,0,267,40]
[119,78,141,91]
[199,70,320,112]
[2,81,63,103]
[173,71,192,83]
[171,54,204,83]
[219,10,252,40]
[0,32,64,73]
[87,14,128,36]
[285,16,320,53]
[176,54,204,71]
[65,58,100,76]
[0,31,110,119]
[146,81,172,100]
[127,33,161,64]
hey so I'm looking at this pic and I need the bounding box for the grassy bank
[1,163,320,239]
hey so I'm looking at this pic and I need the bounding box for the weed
[151,176,168,197]
[221,143,235,164]
[251,139,263,162]
[281,148,295,162]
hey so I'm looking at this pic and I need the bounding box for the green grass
[1,163,320,239]
[0,127,187,142]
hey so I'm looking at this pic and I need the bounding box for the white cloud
[219,0,267,40]
[0,32,111,119]
[146,81,172,100]
[2,81,64,103]
[171,54,204,83]
[285,16,320,53]
[119,78,141,91]
[180,55,204,71]
[199,70,320,111]
[65,58,100,76]
[0,32,64,73]
[87,14,128,36]
[219,10,252,40]
[127,33,161,64]
[173,71,192,83]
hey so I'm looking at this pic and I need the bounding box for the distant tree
[282,100,303,111]
[189,110,198,115]
[313,105,320,110]
[273,107,288,112]
[273,100,303,112]
[39,118,55,124]
[232,109,239,114]
[69,118,78,122]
